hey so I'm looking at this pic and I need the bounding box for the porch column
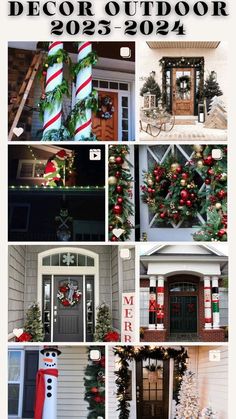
[149,275,157,329]
[156,275,165,330]
[203,276,212,329]
[212,276,220,329]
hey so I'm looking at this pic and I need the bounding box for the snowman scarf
[34,369,58,419]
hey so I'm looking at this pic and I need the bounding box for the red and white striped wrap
[43,42,63,138]
[74,41,92,141]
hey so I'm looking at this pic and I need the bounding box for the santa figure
[34,346,61,419]
[44,149,68,187]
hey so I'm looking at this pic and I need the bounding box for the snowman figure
[34,346,61,419]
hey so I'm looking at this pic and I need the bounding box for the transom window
[93,79,129,91]
[170,282,197,292]
[42,251,94,267]
[17,160,47,179]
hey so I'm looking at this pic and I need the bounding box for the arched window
[169,282,197,292]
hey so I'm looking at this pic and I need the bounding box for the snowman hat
[56,149,67,160]
[40,346,61,356]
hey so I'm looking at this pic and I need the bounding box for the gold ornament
[193,145,203,153]
[108,176,117,185]
[195,152,202,158]
[180,179,186,186]
[215,203,222,210]
[221,173,227,181]
[187,184,191,189]
[109,156,116,164]
[147,177,154,186]
[115,215,124,223]
[170,163,180,173]
[197,160,203,169]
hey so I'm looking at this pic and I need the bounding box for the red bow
[34,369,58,419]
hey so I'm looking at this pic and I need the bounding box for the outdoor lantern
[143,92,156,109]
[120,248,131,260]
[198,103,205,123]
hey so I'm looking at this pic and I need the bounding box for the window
[17,160,47,179]
[42,251,95,267]
[170,282,198,292]
[121,96,129,141]
[42,276,51,339]
[140,288,150,327]
[8,350,23,416]
[9,204,30,232]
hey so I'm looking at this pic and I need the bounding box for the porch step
[174,118,197,125]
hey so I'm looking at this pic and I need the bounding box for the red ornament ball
[190,193,195,199]
[90,387,99,393]
[217,190,226,199]
[109,225,114,231]
[205,178,211,185]
[111,235,118,242]
[115,156,124,165]
[116,185,123,194]
[155,175,161,182]
[117,197,123,204]
[172,174,178,180]
[160,212,166,219]
[182,173,188,179]
[186,200,192,207]
[179,199,185,205]
[176,166,182,174]
[113,205,123,215]
[180,189,189,200]
[217,229,226,238]
[115,171,121,178]
[153,168,159,176]
[203,156,214,166]
[207,168,214,176]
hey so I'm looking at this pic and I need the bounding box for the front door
[172,68,194,115]
[170,296,197,333]
[53,276,83,342]
[136,358,169,419]
[92,91,118,140]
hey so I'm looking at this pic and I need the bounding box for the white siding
[197,346,228,419]
[57,346,89,419]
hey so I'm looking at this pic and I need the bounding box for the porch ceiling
[147,41,220,49]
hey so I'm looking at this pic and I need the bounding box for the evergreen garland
[84,346,105,419]
[71,51,98,79]
[66,90,98,136]
[38,79,69,120]
[114,346,188,419]
[40,126,71,141]
[43,48,70,68]
[24,302,44,342]
[108,145,134,241]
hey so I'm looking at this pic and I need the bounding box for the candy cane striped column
[212,276,220,329]
[156,275,164,330]
[149,276,157,330]
[43,42,63,138]
[204,276,212,329]
[74,41,92,140]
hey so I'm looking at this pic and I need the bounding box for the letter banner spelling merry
[121,292,135,343]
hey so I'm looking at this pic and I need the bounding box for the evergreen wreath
[176,75,191,95]
[57,282,82,307]
[97,95,115,119]
[114,346,188,419]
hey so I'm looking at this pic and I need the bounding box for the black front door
[22,351,39,418]
[170,296,197,333]
[136,358,169,419]
[54,275,83,342]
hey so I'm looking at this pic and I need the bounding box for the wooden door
[170,296,197,333]
[172,68,194,115]
[92,91,118,141]
[53,276,83,342]
[22,351,39,418]
[136,358,169,419]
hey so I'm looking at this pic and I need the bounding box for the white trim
[16,159,47,180]
[8,349,25,418]
[37,247,99,342]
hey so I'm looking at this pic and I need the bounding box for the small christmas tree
[24,302,44,342]
[94,302,112,341]
[175,370,199,419]
[140,75,161,105]
[204,72,223,101]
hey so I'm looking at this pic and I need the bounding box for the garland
[66,90,98,137]
[176,75,191,95]
[108,145,134,241]
[71,51,98,79]
[114,346,188,419]
[38,79,69,120]
[41,48,70,73]
[40,126,71,142]
[141,145,227,241]
[84,346,105,419]
[57,282,82,307]
[97,95,115,119]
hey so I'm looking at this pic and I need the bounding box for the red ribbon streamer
[74,118,92,135]
[34,368,58,419]
[76,75,92,97]
[46,68,63,87]
[43,111,62,131]
[78,41,92,54]
[49,42,63,51]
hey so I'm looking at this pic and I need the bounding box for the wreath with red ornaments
[57,281,82,307]
[97,95,114,119]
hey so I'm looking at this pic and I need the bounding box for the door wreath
[57,281,82,307]
[97,95,114,119]
[176,75,191,95]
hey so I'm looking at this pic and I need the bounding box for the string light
[9,185,105,190]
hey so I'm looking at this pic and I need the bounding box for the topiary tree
[140,75,161,106]
[24,302,44,342]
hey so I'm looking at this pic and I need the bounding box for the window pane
[51,253,59,266]
[122,97,128,107]
[87,256,94,266]
[93,80,98,88]
[122,131,128,141]
[8,384,19,415]
[8,352,21,381]
[19,163,33,177]
[42,256,50,266]
[34,163,46,178]
[110,82,118,90]
[78,254,86,266]
[100,80,109,88]
[122,120,128,131]
[119,83,128,91]
[60,252,76,266]
[122,108,128,119]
